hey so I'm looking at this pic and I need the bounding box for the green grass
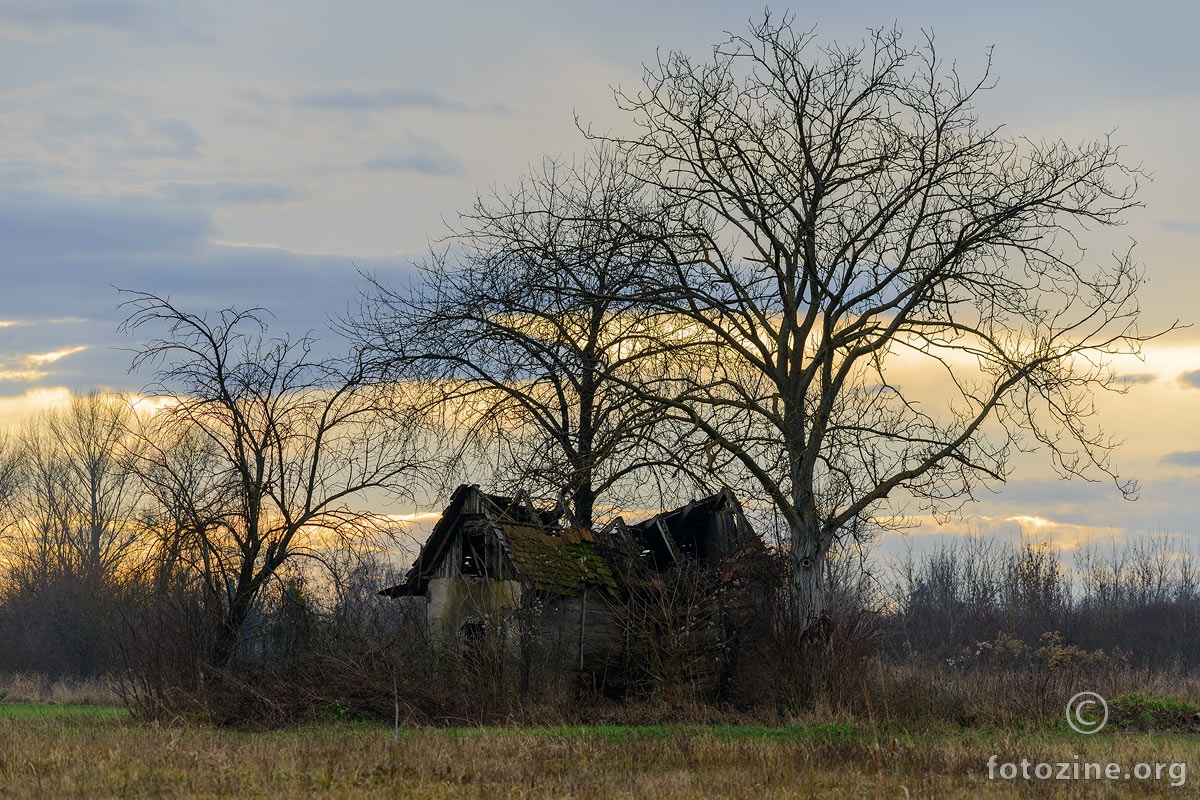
[0,701,128,720]
[1106,692,1200,732]
[430,721,862,744]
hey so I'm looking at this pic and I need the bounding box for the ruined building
[379,484,766,695]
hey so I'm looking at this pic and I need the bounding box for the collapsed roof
[379,485,756,598]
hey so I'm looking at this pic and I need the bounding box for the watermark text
[986,755,1185,786]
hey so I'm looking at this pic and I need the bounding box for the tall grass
[0,672,122,706]
[2,714,1197,798]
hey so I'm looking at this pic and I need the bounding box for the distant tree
[120,292,429,665]
[0,431,26,581]
[6,391,140,593]
[594,14,1175,625]
[347,148,695,527]
[0,391,142,674]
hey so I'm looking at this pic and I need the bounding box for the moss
[502,524,617,594]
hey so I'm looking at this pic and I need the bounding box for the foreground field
[1,705,1198,798]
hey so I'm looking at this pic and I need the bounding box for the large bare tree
[348,149,693,527]
[121,292,428,664]
[595,15,1174,623]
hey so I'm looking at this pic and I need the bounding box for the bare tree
[347,148,694,526]
[594,15,1175,624]
[6,391,141,592]
[132,417,230,603]
[120,292,429,665]
[0,433,21,517]
[0,431,26,580]
[0,392,143,675]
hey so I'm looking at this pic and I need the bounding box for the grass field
[2,705,1199,798]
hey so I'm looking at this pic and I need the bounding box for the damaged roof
[379,484,754,599]
[500,524,617,594]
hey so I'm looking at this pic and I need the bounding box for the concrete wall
[426,577,523,639]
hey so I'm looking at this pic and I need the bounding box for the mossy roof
[499,523,617,595]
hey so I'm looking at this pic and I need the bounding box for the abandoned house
[379,484,766,695]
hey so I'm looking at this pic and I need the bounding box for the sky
[3,0,1200,557]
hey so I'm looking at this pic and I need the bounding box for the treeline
[885,533,1200,667]
[0,389,405,679]
[0,288,432,700]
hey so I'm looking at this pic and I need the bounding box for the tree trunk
[790,529,830,630]
[571,481,595,530]
[213,587,255,666]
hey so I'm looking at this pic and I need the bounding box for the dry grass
[2,709,1200,798]
[0,673,122,706]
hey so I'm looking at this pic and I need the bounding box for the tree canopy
[586,14,1171,620]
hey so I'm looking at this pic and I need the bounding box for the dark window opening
[461,530,487,576]
[460,620,485,646]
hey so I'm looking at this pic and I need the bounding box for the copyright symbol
[1066,691,1108,734]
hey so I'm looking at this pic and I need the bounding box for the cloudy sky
[3,0,1200,553]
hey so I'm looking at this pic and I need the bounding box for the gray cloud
[1179,370,1200,388]
[1,0,145,33]
[39,110,202,161]
[362,136,464,177]
[157,181,300,206]
[239,88,279,108]
[0,190,212,259]
[1162,451,1200,469]
[0,185,419,394]
[1117,372,1156,385]
[958,476,1129,529]
[0,0,212,44]
[363,153,463,177]
[124,118,201,159]
[292,87,465,113]
[289,87,511,116]
[1162,220,1200,235]
[42,108,129,136]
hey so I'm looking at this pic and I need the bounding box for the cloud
[0,388,71,428]
[1117,372,1156,385]
[25,346,88,366]
[239,88,279,109]
[0,186,421,392]
[362,153,463,177]
[941,475,1135,531]
[1161,220,1200,235]
[36,108,202,163]
[124,118,201,159]
[0,189,213,259]
[157,181,300,206]
[1162,451,1200,469]
[362,137,464,177]
[289,87,510,116]
[292,87,465,113]
[42,108,130,138]
[0,0,212,44]
[1179,370,1200,388]
[0,345,88,387]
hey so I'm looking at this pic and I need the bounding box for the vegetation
[587,13,1172,626]
[2,712,1199,798]
[347,147,690,526]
